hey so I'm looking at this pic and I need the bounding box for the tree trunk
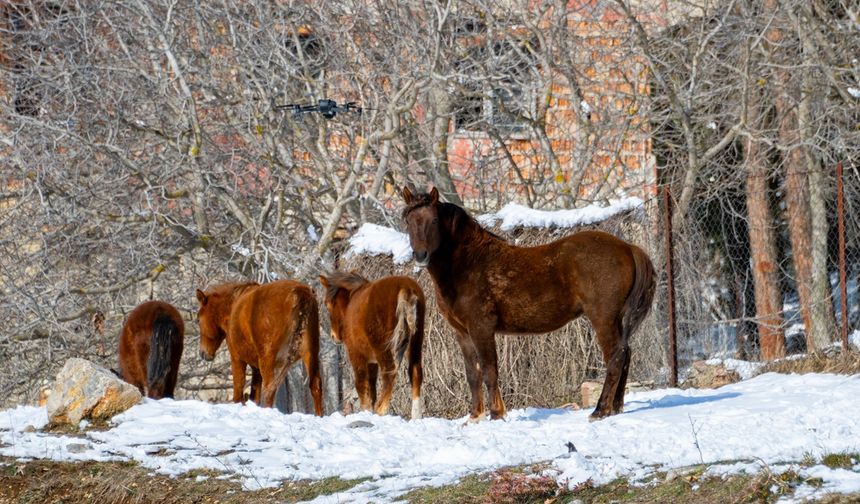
[780,96,815,349]
[428,87,463,206]
[745,81,786,360]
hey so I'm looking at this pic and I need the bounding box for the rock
[580,380,655,408]
[346,420,374,429]
[47,358,142,426]
[684,361,741,389]
[67,443,89,453]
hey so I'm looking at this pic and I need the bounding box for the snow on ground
[477,198,643,231]
[2,373,860,502]
[346,199,643,264]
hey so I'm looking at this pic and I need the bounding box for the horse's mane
[208,281,258,299]
[324,271,369,299]
[403,193,501,247]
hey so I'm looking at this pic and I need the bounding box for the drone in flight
[275,99,362,120]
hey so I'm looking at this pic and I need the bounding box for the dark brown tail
[621,245,656,342]
[147,313,180,397]
[394,289,420,366]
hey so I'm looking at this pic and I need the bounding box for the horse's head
[195,288,227,361]
[318,272,365,343]
[401,186,442,268]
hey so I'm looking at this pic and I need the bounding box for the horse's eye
[432,218,438,224]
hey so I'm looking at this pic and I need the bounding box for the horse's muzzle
[413,250,429,267]
[199,350,214,361]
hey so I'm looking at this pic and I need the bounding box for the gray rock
[346,420,374,429]
[67,443,89,453]
[47,358,142,426]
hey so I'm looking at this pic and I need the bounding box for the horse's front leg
[472,331,506,420]
[453,330,485,422]
[230,359,248,404]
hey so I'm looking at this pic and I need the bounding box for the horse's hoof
[462,412,488,426]
[588,411,608,422]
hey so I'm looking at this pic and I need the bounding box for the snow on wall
[477,198,644,231]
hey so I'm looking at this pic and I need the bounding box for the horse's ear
[401,186,413,204]
[195,289,207,305]
[429,187,439,204]
[318,275,329,289]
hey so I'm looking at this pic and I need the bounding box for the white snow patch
[850,330,860,349]
[704,358,763,380]
[2,374,860,502]
[478,198,644,232]
[580,100,592,113]
[346,223,412,265]
[307,224,319,243]
[848,87,860,99]
[781,465,860,503]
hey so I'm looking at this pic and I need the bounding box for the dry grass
[759,350,860,376]
[0,457,365,504]
[339,211,665,419]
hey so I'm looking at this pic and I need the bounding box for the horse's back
[482,230,640,333]
[231,280,317,353]
[122,301,183,341]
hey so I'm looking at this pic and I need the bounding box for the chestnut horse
[195,280,323,416]
[401,187,655,421]
[118,300,184,399]
[319,272,425,419]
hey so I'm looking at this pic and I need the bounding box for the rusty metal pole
[837,162,849,352]
[663,186,678,386]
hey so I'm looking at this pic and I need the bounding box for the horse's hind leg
[249,367,262,405]
[374,356,396,416]
[367,363,379,409]
[612,345,632,414]
[409,330,424,420]
[590,317,626,420]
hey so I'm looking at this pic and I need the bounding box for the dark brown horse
[118,300,185,399]
[401,187,655,421]
[195,280,323,416]
[319,272,425,419]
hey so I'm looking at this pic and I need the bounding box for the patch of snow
[307,225,319,243]
[231,244,251,257]
[478,198,644,232]
[707,121,717,130]
[2,374,860,502]
[848,87,860,99]
[703,358,763,380]
[780,465,860,503]
[850,330,860,349]
[345,223,412,265]
[580,100,592,113]
[0,405,48,433]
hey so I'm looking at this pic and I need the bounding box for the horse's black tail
[147,313,181,398]
[394,289,420,367]
[621,245,656,342]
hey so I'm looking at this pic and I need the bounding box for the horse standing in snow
[118,300,185,399]
[195,280,323,416]
[401,187,655,421]
[319,272,425,419]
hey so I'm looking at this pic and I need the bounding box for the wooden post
[663,186,678,386]
[837,162,849,351]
